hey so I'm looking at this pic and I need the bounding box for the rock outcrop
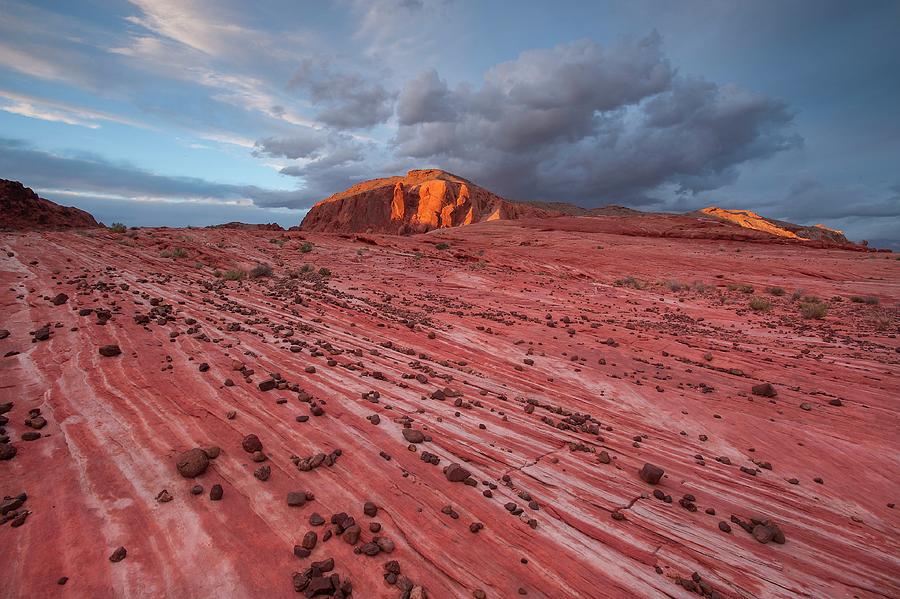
[0,180,100,230]
[207,222,285,231]
[696,207,859,247]
[300,169,555,234]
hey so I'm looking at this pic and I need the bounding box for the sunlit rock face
[300,169,554,234]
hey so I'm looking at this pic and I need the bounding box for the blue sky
[1,0,898,244]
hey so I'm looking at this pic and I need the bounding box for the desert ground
[1,218,898,598]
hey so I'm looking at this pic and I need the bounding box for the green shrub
[435,242,450,250]
[766,286,785,296]
[318,267,331,276]
[615,276,645,290]
[790,288,806,302]
[299,241,313,253]
[850,295,879,305]
[223,269,246,281]
[871,311,895,332]
[727,283,755,293]
[249,263,273,278]
[748,297,772,312]
[799,300,827,319]
[108,223,127,233]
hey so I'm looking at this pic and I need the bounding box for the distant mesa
[694,206,855,246]
[0,179,100,230]
[207,222,285,231]
[299,170,871,249]
[300,169,557,234]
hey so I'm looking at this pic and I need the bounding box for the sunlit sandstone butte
[1,183,898,598]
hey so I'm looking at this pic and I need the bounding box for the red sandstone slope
[0,179,100,230]
[1,222,897,598]
[300,169,556,234]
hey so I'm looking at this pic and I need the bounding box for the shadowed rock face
[300,169,555,234]
[0,179,100,230]
[207,222,285,231]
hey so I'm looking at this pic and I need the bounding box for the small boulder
[444,463,471,483]
[639,463,665,485]
[175,448,209,478]
[241,434,262,453]
[751,383,777,397]
[402,429,425,443]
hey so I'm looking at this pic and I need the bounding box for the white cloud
[0,90,152,130]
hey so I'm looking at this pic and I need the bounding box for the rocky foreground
[1,219,898,598]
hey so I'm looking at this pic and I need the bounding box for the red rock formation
[207,222,285,231]
[1,222,897,598]
[696,206,860,248]
[300,169,555,233]
[0,180,100,230]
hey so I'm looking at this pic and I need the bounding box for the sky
[1,0,898,244]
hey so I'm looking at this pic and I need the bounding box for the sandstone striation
[0,218,897,598]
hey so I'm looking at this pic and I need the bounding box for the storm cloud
[393,33,801,204]
[288,59,395,129]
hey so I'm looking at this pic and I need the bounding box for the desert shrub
[691,281,712,293]
[790,288,806,302]
[799,299,827,319]
[161,247,188,259]
[300,264,313,273]
[727,283,755,293]
[435,242,450,250]
[318,267,331,276]
[249,263,273,278]
[615,276,646,290]
[748,297,772,312]
[870,311,895,332]
[108,223,127,233]
[766,286,785,296]
[666,280,684,292]
[850,295,879,305]
[223,269,246,281]
[299,241,313,253]
[413,251,423,260]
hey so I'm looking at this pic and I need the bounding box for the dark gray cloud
[252,129,373,203]
[254,129,328,160]
[396,70,458,125]
[288,59,395,129]
[254,129,367,166]
[0,137,312,209]
[392,33,802,205]
[775,179,900,220]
